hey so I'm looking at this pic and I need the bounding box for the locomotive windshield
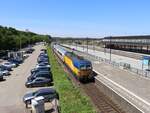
[86,65,92,69]
[80,65,86,70]
[80,64,92,70]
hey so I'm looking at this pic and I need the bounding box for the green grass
[47,47,96,113]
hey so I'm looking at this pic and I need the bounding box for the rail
[53,47,125,113]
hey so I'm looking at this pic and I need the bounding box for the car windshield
[40,68,49,70]
[36,92,49,96]
[32,91,37,96]
[36,79,43,81]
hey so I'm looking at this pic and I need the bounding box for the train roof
[55,45,67,55]
[65,52,91,65]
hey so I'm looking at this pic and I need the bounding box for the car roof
[37,66,49,68]
[36,67,50,70]
[39,63,49,65]
[35,71,50,74]
[37,65,50,67]
[35,77,49,80]
[4,62,10,64]
[37,88,56,93]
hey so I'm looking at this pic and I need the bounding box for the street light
[83,40,84,51]
[76,40,77,50]
[109,36,112,62]
[93,39,95,52]
[20,37,22,50]
[87,37,88,53]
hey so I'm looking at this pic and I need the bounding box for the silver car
[0,68,10,76]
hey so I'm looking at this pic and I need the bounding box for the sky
[0,0,150,38]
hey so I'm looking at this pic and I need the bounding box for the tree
[0,25,50,50]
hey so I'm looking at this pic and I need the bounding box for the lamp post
[87,37,88,53]
[20,37,22,50]
[76,40,77,50]
[93,39,95,52]
[104,39,106,55]
[109,36,112,62]
[83,40,84,51]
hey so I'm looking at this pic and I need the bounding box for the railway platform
[62,44,150,113]
[93,62,150,113]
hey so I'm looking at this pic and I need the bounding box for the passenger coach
[53,44,93,82]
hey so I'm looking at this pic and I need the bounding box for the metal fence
[75,49,150,78]
[62,44,150,78]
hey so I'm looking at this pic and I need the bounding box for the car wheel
[57,93,59,100]
[26,84,30,88]
[0,78,3,81]
[25,100,30,108]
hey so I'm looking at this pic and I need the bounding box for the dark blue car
[31,67,50,74]
[25,77,52,87]
[0,65,12,71]
[28,71,52,81]
[23,88,59,107]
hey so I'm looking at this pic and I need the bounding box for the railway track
[69,45,143,60]
[53,49,125,113]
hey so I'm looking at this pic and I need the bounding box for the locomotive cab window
[86,65,92,69]
[80,65,86,70]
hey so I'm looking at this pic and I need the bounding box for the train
[53,44,93,82]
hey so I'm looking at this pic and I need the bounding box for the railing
[71,47,150,78]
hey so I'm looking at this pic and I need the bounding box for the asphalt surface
[0,45,43,113]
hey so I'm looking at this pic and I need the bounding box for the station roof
[104,35,150,39]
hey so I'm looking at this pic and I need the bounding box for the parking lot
[0,44,43,113]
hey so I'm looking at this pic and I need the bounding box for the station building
[102,35,150,53]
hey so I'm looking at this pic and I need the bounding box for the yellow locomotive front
[64,52,93,82]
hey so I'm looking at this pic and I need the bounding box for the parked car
[25,77,52,87]
[9,60,20,66]
[15,58,23,64]
[25,48,34,54]
[37,58,49,63]
[23,88,59,106]
[36,64,50,68]
[3,62,16,68]
[31,67,50,74]
[38,55,48,59]
[41,49,46,51]
[38,54,48,59]
[27,71,52,81]
[8,58,23,64]
[1,56,9,60]
[0,68,10,76]
[3,63,13,68]
[39,52,48,56]
[41,49,47,53]
[0,65,12,71]
[0,71,4,80]
[38,62,49,65]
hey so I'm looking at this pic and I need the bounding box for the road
[0,44,43,113]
